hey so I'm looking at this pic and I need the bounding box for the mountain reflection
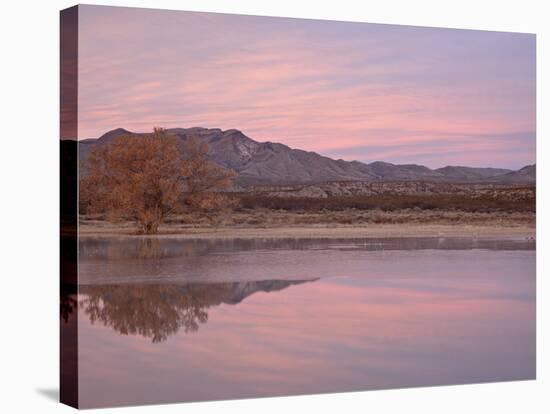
[65,280,314,343]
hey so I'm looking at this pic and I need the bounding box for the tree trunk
[141,220,159,235]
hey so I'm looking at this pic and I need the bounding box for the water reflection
[80,236,536,262]
[66,280,314,342]
[73,237,535,408]
[78,237,535,285]
[60,292,78,324]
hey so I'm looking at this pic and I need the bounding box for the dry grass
[158,208,534,228]
[80,185,536,233]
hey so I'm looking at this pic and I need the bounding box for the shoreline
[78,223,536,240]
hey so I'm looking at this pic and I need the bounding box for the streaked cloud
[78,5,535,169]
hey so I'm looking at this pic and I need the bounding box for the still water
[67,237,535,408]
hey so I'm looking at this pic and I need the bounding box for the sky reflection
[73,241,535,408]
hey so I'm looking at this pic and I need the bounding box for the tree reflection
[60,293,78,323]
[60,283,78,323]
[75,280,313,343]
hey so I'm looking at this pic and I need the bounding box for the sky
[77,5,536,169]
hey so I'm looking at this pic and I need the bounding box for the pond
[64,236,536,408]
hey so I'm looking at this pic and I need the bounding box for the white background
[0,0,547,412]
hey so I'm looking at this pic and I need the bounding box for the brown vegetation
[234,192,535,213]
[162,208,534,228]
[80,128,235,234]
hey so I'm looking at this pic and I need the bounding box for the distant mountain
[358,161,445,181]
[434,166,513,181]
[495,164,536,183]
[77,127,535,185]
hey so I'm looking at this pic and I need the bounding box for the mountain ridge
[77,127,536,185]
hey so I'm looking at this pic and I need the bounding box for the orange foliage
[80,128,235,234]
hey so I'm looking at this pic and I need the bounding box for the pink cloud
[76,5,535,169]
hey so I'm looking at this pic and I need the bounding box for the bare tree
[80,128,235,234]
